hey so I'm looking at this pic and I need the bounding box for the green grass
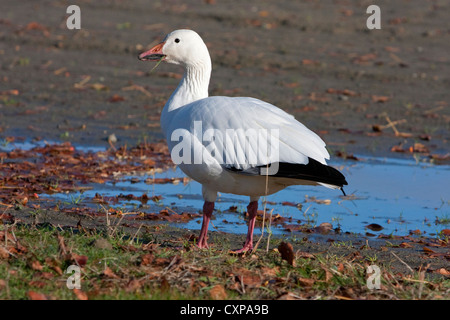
[0,223,448,300]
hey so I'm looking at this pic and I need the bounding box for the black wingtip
[226,158,348,188]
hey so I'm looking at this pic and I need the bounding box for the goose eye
[174,38,180,43]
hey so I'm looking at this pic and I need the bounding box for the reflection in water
[50,155,450,238]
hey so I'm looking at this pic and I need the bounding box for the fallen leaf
[391,144,406,153]
[278,241,295,266]
[297,277,315,287]
[160,276,170,292]
[423,247,436,254]
[419,134,431,141]
[140,253,154,266]
[71,254,88,267]
[276,292,301,300]
[30,260,43,271]
[384,46,400,53]
[335,150,359,161]
[108,94,125,103]
[89,83,109,91]
[412,143,429,153]
[372,95,390,103]
[260,266,280,277]
[57,234,67,255]
[29,281,46,288]
[0,247,10,259]
[27,291,48,300]
[0,279,6,290]
[209,284,227,300]
[340,9,353,16]
[281,201,297,207]
[366,223,383,232]
[232,268,262,287]
[125,279,142,293]
[322,267,333,282]
[296,251,315,259]
[302,59,320,66]
[103,267,119,279]
[437,268,450,276]
[314,222,333,234]
[73,289,88,300]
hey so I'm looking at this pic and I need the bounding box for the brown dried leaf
[314,222,333,234]
[423,247,436,254]
[108,94,125,103]
[281,201,297,207]
[30,260,43,271]
[276,292,301,300]
[73,289,88,300]
[27,291,48,300]
[71,254,88,267]
[437,268,450,276]
[0,247,10,259]
[323,267,333,282]
[412,143,429,153]
[160,276,170,292]
[278,241,295,266]
[140,253,154,266]
[296,251,315,259]
[57,234,67,255]
[366,223,383,232]
[297,277,315,287]
[399,242,413,248]
[372,95,390,103]
[209,284,228,300]
[125,279,142,293]
[103,266,119,279]
[302,59,320,66]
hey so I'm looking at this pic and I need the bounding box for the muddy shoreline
[1,0,449,161]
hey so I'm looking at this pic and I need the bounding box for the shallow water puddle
[44,153,450,238]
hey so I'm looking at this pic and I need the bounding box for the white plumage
[139,29,347,252]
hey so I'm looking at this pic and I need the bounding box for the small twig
[423,105,444,115]
[391,251,414,274]
[129,223,143,245]
[165,206,178,215]
[253,163,270,252]
[240,275,246,295]
[384,115,400,136]
[266,208,274,252]
[379,118,407,131]
[122,84,152,98]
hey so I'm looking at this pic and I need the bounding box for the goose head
[138,29,211,68]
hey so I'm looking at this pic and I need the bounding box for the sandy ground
[0,1,449,280]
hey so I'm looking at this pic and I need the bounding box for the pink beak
[138,42,166,61]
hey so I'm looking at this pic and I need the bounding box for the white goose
[139,29,347,253]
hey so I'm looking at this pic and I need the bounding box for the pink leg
[233,201,258,253]
[197,201,214,249]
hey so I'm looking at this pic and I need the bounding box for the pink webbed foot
[197,201,214,249]
[230,201,258,254]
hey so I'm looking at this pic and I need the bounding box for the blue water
[3,140,449,237]
[51,155,450,238]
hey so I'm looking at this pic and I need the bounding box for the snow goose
[139,29,347,253]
